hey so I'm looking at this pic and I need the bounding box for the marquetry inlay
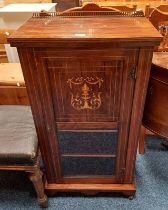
[67,77,104,110]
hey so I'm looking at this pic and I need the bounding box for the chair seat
[0,105,38,165]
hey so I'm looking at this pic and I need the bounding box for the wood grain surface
[8,16,162,46]
[8,15,161,194]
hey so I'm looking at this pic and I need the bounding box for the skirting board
[45,182,136,196]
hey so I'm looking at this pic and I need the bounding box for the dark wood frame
[8,5,161,197]
[16,43,154,198]
[0,149,47,207]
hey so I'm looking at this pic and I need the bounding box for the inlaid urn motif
[67,76,104,110]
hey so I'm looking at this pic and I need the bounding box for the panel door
[34,48,138,183]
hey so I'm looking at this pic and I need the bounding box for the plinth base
[45,182,136,198]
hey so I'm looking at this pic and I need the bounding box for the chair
[0,31,47,208]
[0,105,48,207]
[139,6,168,154]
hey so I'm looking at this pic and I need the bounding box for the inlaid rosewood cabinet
[8,15,161,196]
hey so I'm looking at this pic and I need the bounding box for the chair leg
[139,125,146,155]
[28,167,48,208]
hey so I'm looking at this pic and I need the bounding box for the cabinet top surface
[8,16,162,46]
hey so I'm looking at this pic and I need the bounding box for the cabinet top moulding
[8,16,162,48]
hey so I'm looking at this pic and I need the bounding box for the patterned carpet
[0,136,168,210]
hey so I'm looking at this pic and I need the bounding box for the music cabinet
[8,14,161,197]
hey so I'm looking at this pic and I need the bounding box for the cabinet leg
[28,169,48,208]
[123,191,136,200]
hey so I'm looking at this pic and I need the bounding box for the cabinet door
[34,48,138,183]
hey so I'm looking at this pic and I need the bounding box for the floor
[0,136,168,209]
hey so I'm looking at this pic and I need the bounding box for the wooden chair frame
[0,149,48,208]
[0,29,47,206]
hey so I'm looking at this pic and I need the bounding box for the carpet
[0,136,168,210]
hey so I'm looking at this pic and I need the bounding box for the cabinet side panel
[124,48,153,183]
[18,47,62,183]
